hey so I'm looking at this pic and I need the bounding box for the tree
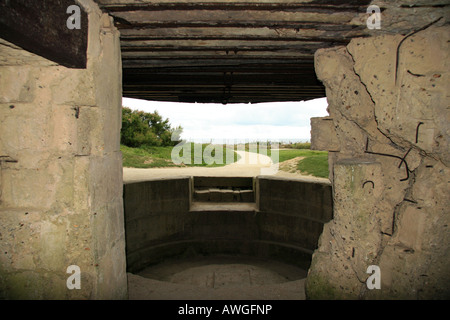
[121,107,183,147]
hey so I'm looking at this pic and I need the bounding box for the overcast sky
[122,97,329,143]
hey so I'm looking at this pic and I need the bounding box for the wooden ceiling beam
[100,2,370,13]
[0,0,88,68]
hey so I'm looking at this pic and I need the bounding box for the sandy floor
[128,255,307,300]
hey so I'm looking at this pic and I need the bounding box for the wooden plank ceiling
[95,0,373,104]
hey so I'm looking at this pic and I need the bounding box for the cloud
[122,97,328,142]
[182,124,313,143]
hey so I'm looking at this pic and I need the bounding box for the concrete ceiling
[94,0,449,104]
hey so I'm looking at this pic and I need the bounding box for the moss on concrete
[305,273,341,300]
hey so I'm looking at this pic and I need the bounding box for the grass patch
[296,154,329,178]
[270,149,327,164]
[121,144,178,168]
[247,147,329,178]
[121,143,240,168]
[278,149,326,164]
[276,149,329,178]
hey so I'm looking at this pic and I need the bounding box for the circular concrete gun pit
[129,255,308,300]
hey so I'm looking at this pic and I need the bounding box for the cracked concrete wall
[307,24,449,299]
[0,0,126,299]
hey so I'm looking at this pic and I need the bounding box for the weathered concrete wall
[124,176,333,273]
[0,0,126,299]
[307,25,450,299]
[257,176,333,253]
[124,177,191,273]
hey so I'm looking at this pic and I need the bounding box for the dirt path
[123,150,273,182]
[279,156,305,174]
[123,150,329,183]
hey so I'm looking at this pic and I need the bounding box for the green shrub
[121,106,182,148]
[282,142,311,149]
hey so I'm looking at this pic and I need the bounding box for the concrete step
[189,201,257,212]
[194,188,254,202]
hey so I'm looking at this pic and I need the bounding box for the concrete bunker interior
[123,175,332,299]
[0,0,449,299]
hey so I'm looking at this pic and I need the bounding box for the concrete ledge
[190,202,257,212]
[240,189,255,202]
[257,174,331,186]
[194,189,254,202]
